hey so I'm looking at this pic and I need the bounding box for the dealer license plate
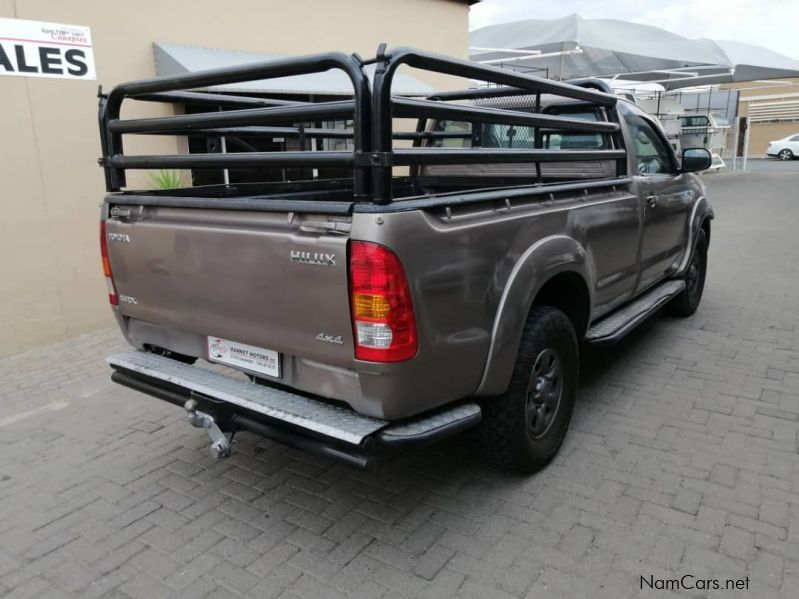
[206,336,281,378]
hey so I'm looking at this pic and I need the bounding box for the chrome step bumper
[107,350,481,468]
[585,279,685,345]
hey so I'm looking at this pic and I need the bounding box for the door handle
[646,194,659,208]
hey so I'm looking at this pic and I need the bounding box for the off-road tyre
[478,306,579,474]
[666,228,707,317]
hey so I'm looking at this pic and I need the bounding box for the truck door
[621,105,692,291]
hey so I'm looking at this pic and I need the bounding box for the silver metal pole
[742,114,751,171]
[220,136,230,185]
[219,107,230,185]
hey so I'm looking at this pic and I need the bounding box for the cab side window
[623,113,675,175]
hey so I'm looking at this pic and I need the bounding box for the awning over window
[748,99,799,123]
[153,42,436,96]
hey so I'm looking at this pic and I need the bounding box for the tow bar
[108,351,482,470]
[184,398,234,459]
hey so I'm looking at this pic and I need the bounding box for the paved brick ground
[1,172,799,598]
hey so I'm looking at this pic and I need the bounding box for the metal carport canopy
[153,42,436,96]
[470,14,799,90]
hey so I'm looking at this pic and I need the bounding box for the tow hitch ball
[184,399,234,459]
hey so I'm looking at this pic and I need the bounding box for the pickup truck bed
[98,46,712,471]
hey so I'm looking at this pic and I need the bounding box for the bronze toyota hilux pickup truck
[98,47,713,472]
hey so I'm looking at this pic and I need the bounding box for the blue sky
[470,0,799,60]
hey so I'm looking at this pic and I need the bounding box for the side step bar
[585,279,685,345]
[107,350,481,468]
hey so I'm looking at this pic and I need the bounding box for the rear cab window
[428,107,609,150]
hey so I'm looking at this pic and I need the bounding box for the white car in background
[766,134,799,160]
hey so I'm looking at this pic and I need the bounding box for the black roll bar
[360,148,626,167]
[392,98,620,133]
[107,101,355,134]
[106,151,354,170]
[134,91,308,108]
[429,78,615,102]
[130,126,469,141]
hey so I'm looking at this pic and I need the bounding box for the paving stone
[164,553,221,590]
[207,559,260,593]
[412,542,455,581]
[673,488,702,515]
[709,464,739,488]
[760,499,790,529]
[749,549,783,589]
[118,571,173,599]
[720,526,756,561]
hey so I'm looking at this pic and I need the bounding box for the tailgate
[105,206,354,368]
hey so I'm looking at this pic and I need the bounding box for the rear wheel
[666,229,707,317]
[478,306,578,473]
[778,149,794,161]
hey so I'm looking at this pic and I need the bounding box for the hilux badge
[290,250,336,266]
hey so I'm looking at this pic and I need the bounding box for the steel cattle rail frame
[98,45,627,204]
[98,51,372,196]
[371,46,625,202]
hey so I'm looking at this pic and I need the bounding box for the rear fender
[475,235,594,396]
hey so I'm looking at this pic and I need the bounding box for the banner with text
[0,17,95,80]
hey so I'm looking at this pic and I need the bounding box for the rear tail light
[349,241,417,362]
[100,221,118,306]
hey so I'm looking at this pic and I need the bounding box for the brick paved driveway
[1,172,798,599]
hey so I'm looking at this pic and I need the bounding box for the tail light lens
[349,241,417,362]
[100,221,118,306]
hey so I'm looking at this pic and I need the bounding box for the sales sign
[0,17,95,80]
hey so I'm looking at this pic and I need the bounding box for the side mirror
[681,148,712,173]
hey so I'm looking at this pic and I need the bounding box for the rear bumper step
[107,350,481,468]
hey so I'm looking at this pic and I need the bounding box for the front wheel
[778,149,794,161]
[478,306,579,473]
[666,228,707,317]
